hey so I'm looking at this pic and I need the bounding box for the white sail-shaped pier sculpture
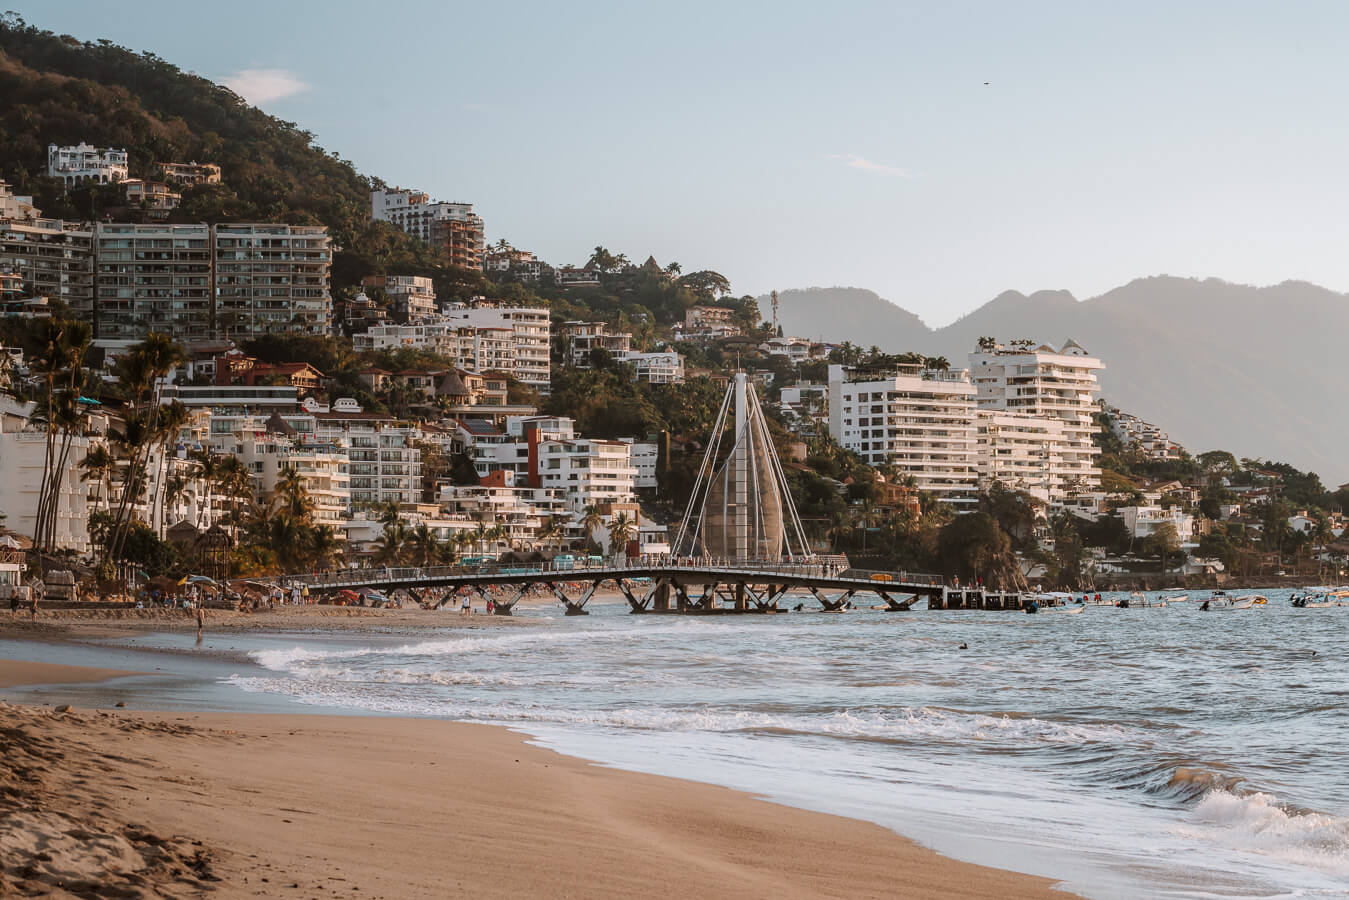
[672,372,812,562]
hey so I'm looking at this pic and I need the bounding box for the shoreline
[0,657,1079,899]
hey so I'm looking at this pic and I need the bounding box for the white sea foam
[1182,789,1349,877]
[224,674,1125,746]
[249,622,753,673]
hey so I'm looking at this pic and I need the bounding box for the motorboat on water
[1165,594,1189,603]
[1199,591,1261,611]
[1031,603,1086,615]
[1291,588,1349,608]
[1120,591,1167,608]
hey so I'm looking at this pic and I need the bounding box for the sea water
[221,591,1349,898]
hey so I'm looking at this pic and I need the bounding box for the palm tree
[274,465,314,524]
[147,400,191,537]
[104,333,185,565]
[409,523,441,567]
[307,524,342,571]
[215,455,252,532]
[30,318,92,555]
[607,513,636,557]
[471,521,490,557]
[80,444,115,512]
[188,448,222,530]
[434,533,462,566]
[579,504,604,545]
[538,517,566,550]
[373,521,409,565]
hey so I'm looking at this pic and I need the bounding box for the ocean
[94,590,1349,897]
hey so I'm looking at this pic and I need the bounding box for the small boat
[1165,594,1189,603]
[1120,591,1166,609]
[1042,604,1085,615]
[1292,589,1349,608]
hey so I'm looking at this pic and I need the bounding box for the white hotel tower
[967,340,1104,502]
[827,363,978,510]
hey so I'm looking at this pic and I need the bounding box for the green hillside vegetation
[0,12,446,296]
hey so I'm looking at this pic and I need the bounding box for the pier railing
[280,557,946,590]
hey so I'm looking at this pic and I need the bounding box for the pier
[278,375,1037,615]
[287,558,944,615]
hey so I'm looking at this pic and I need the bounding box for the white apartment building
[975,411,1078,504]
[235,436,351,531]
[370,187,481,240]
[438,478,570,547]
[1102,402,1183,461]
[0,180,38,219]
[442,305,550,389]
[457,415,638,512]
[620,350,684,384]
[484,248,545,281]
[47,143,128,184]
[94,223,213,340]
[1119,505,1197,545]
[538,437,637,512]
[363,274,436,319]
[203,404,421,511]
[122,179,182,214]
[94,223,332,340]
[827,363,978,509]
[759,336,822,362]
[563,320,632,366]
[213,224,332,337]
[0,407,97,552]
[967,340,1103,497]
[0,214,94,317]
[352,319,456,353]
[311,413,421,508]
[618,438,660,489]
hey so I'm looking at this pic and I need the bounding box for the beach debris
[53,704,70,714]
[115,701,126,708]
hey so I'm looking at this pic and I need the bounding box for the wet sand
[0,658,1079,899]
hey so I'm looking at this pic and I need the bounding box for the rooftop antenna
[770,290,779,332]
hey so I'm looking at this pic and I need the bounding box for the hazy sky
[18,1,1349,325]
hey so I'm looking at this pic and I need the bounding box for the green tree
[1146,522,1182,574]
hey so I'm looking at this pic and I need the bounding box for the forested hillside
[0,12,441,292]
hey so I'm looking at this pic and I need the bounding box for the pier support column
[493,583,532,615]
[810,586,855,611]
[879,591,918,611]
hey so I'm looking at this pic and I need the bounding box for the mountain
[765,278,1349,485]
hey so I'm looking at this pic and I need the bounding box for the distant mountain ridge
[761,277,1349,484]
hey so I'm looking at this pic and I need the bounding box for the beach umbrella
[337,589,360,602]
[186,575,218,586]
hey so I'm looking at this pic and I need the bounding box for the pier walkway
[282,558,947,615]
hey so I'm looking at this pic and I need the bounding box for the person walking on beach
[461,593,472,615]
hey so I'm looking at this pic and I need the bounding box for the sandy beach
[0,656,1078,899]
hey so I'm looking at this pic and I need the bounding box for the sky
[16,1,1349,325]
